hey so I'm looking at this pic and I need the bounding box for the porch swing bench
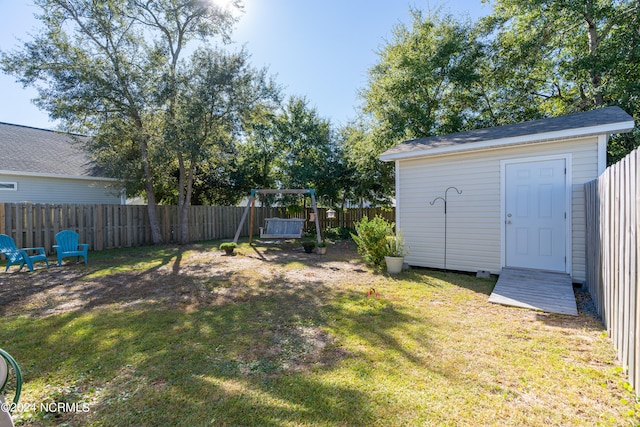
[232,189,321,245]
[260,218,306,239]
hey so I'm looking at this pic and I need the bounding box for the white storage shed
[380,107,634,283]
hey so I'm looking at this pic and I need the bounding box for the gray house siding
[0,122,124,204]
[0,173,123,204]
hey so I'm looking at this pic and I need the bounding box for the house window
[0,182,17,191]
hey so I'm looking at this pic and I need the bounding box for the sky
[0,0,491,130]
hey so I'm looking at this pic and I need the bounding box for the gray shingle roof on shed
[0,122,107,178]
[381,106,635,160]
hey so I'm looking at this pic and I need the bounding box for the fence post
[96,205,103,250]
[0,203,4,235]
[587,147,640,397]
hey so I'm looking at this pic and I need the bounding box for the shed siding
[397,136,598,282]
[0,174,122,204]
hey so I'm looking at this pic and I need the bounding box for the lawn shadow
[534,305,606,332]
[0,241,452,426]
[0,273,381,425]
[327,288,434,367]
[406,267,497,296]
[245,240,358,264]
[0,247,187,316]
[534,310,605,330]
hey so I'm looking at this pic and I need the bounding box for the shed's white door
[505,159,566,272]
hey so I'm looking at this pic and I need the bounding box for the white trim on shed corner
[380,120,635,162]
[597,134,608,175]
[500,153,573,275]
[395,160,401,232]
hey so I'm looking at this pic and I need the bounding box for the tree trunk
[144,187,164,245]
[585,13,605,106]
[175,152,195,245]
[182,162,195,244]
[136,129,164,245]
[177,153,189,245]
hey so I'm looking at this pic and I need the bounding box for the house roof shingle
[380,106,635,161]
[0,122,106,178]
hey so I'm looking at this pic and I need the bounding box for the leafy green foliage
[384,233,408,257]
[235,108,281,195]
[481,0,640,162]
[339,119,395,206]
[356,1,640,171]
[159,47,280,210]
[351,216,395,266]
[274,96,341,196]
[324,226,355,241]
[363,10,485,142]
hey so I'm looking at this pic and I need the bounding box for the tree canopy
[363,11,485,142]
[1,0,274,243]
[482,0,640,162]
[358,0,640,182]
[3,0,640,219]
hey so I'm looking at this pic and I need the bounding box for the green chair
[53,230,88,266]
[0,234,49,272]
[0,348,22,427]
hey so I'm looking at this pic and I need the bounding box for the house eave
[380,120,635,162]
[0,169,120,182]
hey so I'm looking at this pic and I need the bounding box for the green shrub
[384,233,408,257]
[302,240,316,248]
[351,216,394,266]
[302,240,316,253]
[324,226,355,240]
[219,242,237,251]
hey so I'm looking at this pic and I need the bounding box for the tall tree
[237,107,281,193]
[338,119,395,206]
[362,9,485,146]
[1,0,239,243]
[482,0,640,162]
[170,47,279,242]
[133,2,242,243]
[274,96,339,198]
[356,10,486,203]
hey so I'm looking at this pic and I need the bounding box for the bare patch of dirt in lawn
[0,240,363,376]
[0,240,374,318]
[0,240,599,326]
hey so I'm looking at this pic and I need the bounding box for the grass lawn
[0,240,638,426]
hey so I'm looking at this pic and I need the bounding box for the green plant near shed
[302,240,316,254]
[351,215,395,267]
[384,233,408,257]
[219,242,237,255]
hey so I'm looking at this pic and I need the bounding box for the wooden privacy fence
[585,147,639,396]
[0,203,394,254]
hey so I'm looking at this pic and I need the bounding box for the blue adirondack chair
[53,230,89,266]
[0,234,49,272]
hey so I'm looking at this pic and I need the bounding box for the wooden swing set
[232,189,322,244]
